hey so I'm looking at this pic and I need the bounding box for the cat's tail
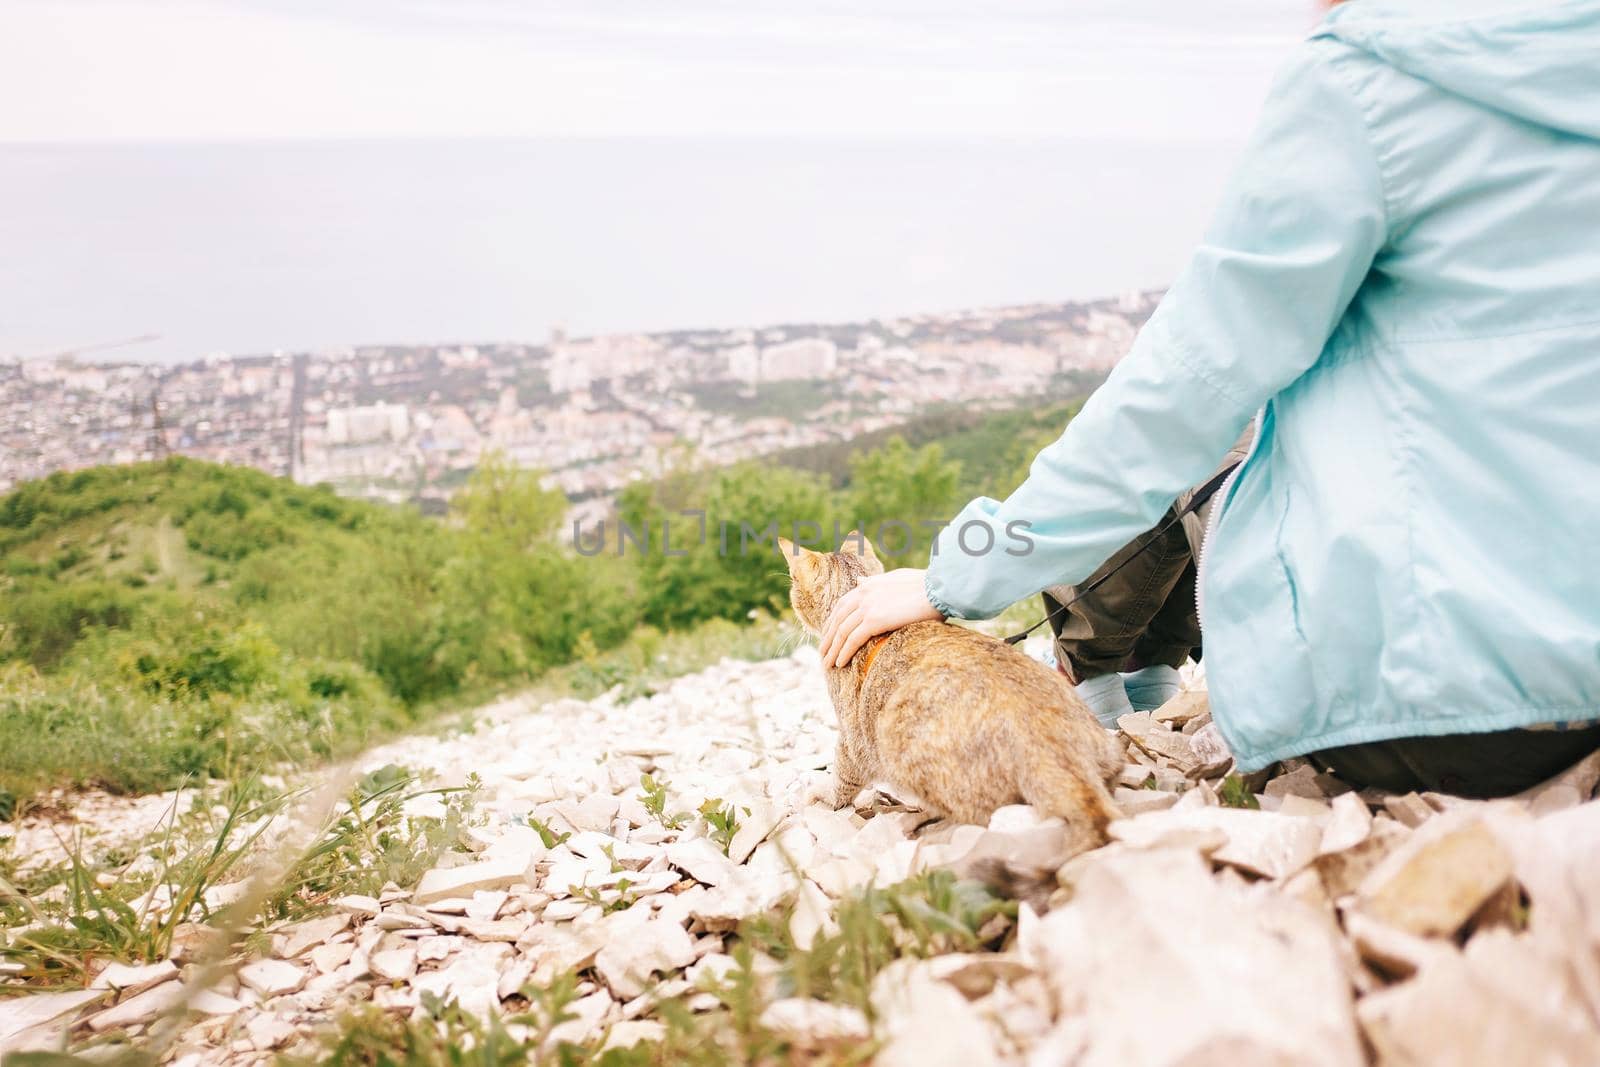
[1019,754,1121,857]
[963,755,1122,912]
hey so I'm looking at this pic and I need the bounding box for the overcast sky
[1,0,1321,142]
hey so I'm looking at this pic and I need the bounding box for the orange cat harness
[859,634,889,677]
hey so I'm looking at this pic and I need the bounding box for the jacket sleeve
[925,42,1389,620]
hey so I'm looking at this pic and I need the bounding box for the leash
[1001,462,1242,646]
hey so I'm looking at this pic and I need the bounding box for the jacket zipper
[1195,411,1263,622]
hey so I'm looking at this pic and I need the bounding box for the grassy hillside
[0,458,639,812]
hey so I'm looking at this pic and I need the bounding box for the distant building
[549,332,663,394]
[726,337,838,386]
[326,402,409,445]
[760,337,837,382]
[725,344,760,385]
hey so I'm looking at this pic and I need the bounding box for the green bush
[621,461,835,629]
[0,579,142,668]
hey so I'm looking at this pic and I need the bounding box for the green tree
[844,436,962,567]
[624,461,833,629]
[450,451,567,550]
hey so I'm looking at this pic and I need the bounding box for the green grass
[534,613,798,705]
[0,662,413,817]
[0,458,637,813]
[0,768,479,992]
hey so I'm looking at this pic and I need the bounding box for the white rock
[370,946,419,983]
[727,799,781,865]
[1112,787,1180,816]
[544,990,614,1047]
[788,880,836,952]
[759,998,870,1049]
[1514,748,1600,814]
[801,806,863,853]
[808,855,877,898]
[372,909,433,931]
[595,914,699,999]
[0,989,107,1045]
[414,854,532,904]
[92,960,179,993]
[1116,712,1201,772]
[187,988,245,1016]
[572,793,621,831]
[246,1014,297,1051]
[84,979,184,1032]
[1383,792,1436,829]
[1109,806,1322,880]
[543,853,615,897]
[1343,911,1458,979]
[497,956,535,1001]
[309,941,356,975]
[454,918,523,942]
[410,942,512,1017]
[520,923,609,985]
[1029,847,1363,1067]
[624,869,683,898]
[952,818,1077,885]
[541,898,592,922]
[279,913,351,958]
[417,935,459,963]
[871,959,1003,1067]
[1318,791,1374,855]
[1356,813,1512,938]
[237,958,308,999]
[665,837,739,887]
[1153,689,1210,726]
[923,953,1034,999]
[1359,928,1600,1065]
[1186,722,1234,778]
[416,896,472,915]
[686,953,741,989]
[602,1019,667,1050]
[333,894,381,917]
[1316,818,1412,898]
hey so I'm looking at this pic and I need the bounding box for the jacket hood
[1319,0,1600,140]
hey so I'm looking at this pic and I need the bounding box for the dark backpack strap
[1001,461,1242,646]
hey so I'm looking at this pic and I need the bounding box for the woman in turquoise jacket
[820,0,1600,795]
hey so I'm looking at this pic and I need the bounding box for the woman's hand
[818,568,945,668]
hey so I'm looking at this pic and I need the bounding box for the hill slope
[0,458,638,810]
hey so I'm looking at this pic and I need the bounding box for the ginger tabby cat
[780,533,1122,854]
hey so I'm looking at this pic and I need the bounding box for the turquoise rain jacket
[925,0,1600,770]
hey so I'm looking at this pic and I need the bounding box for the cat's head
[777,532,884,635]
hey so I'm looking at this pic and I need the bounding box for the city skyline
[0,290,1157,503]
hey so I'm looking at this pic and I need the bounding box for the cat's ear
[776,537,813,574]
[838,530,880,568]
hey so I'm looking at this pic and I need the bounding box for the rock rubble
[3,650,1598,1065]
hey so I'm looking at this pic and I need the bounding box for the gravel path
[4,647,1600,1064]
